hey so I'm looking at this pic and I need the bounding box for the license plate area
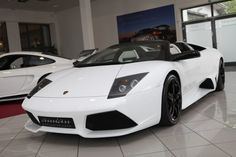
[38,116,75,129]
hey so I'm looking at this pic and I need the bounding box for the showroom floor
[0,72,236,157]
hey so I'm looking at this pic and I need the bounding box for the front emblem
[63,91,69,95]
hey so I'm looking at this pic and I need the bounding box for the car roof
[1,51,42,56]
[0,51,71,61]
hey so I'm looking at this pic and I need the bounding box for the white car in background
[0,52,73,101]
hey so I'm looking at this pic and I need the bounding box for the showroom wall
[56,6,84,59]
[0,9,57,52]
[91,0,208,50]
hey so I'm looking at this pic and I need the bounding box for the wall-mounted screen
[117,5,176,43]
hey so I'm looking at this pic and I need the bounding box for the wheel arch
[167,70,181,87]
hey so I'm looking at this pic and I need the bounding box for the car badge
[63,91,69,95]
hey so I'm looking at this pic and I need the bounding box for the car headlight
[108,73,148,99]
[27,79,52,99]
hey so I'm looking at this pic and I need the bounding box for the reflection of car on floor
[131,25,176,42]
[0,52,73,102]
[23,41,224,138]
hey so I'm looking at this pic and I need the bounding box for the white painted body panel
[0,52,73,101]
[22,47,223,138]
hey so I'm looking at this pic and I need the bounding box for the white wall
[91,0,208,50]
[0,9,58,52]
[56,7,84,59]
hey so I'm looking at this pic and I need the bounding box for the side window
[0,55,31,70]
[28,56,55,66]
[118,50,140,63]
[10,57,24,69]
[0,56,9,70]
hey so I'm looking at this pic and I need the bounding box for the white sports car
[22,41,224,138]
[0,52,73,101]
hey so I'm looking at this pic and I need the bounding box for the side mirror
[172,50,200,61]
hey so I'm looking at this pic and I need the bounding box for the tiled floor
[0,72,236,157]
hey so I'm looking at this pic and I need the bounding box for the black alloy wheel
[160,74,182,126]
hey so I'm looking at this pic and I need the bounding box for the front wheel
[160,74,182,126]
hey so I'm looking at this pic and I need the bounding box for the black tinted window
[0,55,55,70]
[0,56,9,70]
[0,55,26,70]
[27,56,55,66]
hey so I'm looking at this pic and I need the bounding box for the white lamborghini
[0,52,73,101]
[22,41,224,138]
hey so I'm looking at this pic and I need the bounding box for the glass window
[28,56,55,66]
[213,0,236,16]
[0,55,55,70]
[10,57,23,69]
[0,56,8,70]
[0,22,9,53]
[19,23,52,52]
[0,55,26,70]
[77,42,168,67]
[183,5,212,22]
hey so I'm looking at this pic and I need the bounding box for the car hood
[34,61,172,98]
[35,65,123,98]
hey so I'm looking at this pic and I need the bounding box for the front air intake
[86,111,137,131]
[26,111,40,125]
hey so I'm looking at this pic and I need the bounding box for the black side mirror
[172,50,200,61]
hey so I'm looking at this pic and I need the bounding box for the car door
[19,55,56,92]
[174,42,203,95]
[0,55,28,97]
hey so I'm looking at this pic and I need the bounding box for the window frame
[19,23,52,52]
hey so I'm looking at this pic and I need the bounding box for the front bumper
[22,87,162,138]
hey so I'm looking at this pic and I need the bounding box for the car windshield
[74,42,169,67]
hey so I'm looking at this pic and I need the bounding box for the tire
[160,74,182,126]
[216,59,225,91]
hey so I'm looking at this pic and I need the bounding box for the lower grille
[38,116,75,129]
[86,111,137,130]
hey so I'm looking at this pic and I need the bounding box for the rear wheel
[160,74,182,126]
[216,60,225,91]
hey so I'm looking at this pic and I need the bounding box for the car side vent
[86,111,137,131]
[200,78,214,89]
[26,111,40,125]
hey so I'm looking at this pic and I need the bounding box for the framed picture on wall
[117,4,177,43]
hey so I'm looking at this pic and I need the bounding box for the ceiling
[0,0,80,12]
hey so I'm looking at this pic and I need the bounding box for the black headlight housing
[108,73,148,99]
[27,79,52,99]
